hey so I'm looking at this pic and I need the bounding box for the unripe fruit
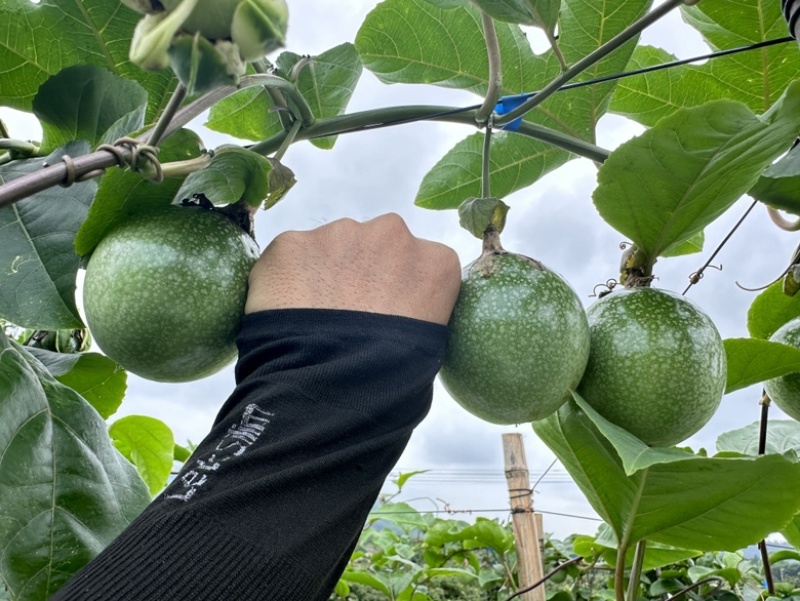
[764,316,800,422]
[439,251,590,424]
[82,206,259,383]
[577,287,726,447]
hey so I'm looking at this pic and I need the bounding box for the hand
[245,214,462,325]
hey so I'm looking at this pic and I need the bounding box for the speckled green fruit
[83,206,259,383]
[577,287,726,447]
[764,317,800,422]
[439,252,590,424]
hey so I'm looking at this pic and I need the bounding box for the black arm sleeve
[51,309,447,601]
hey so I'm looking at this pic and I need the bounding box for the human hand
[245,213,461,325]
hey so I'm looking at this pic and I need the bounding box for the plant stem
[273,119,302,161]
[0,101,610,210]
[475,10,502,124]
[250,105,610,162]
[159,154,213,178]
[757,391,776,595]
[505,555,584,601]
[614,545,627,601]
[481,123,492,198]
[147,84,187,147]
[495,0,685,126]
[0,139,39,155]
[253,60,293,130]
[523,0,568,71]
[626,540,646,601]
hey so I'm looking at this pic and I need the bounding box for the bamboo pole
[503,433,546,601]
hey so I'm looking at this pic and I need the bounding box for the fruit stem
[482,225,504,254]
[481,121,493,198]
[273,119,303,161]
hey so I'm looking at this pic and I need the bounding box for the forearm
[51,309,446,601]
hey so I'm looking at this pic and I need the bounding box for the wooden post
[503,433,546,601]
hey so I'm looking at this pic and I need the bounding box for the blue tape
[495,94,527,131]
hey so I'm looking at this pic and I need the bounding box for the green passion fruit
[764,316,800,422]
[439,251,590,424]
[576,287,726,447]
[82,206,259,383]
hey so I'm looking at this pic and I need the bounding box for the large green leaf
[609,45,732,127]
[594,81,800,263]
[748,281,800,340]
[0,336,150,600]
[724,338,800,394]
[471,0,559,31]
[109,415,175,497]
[610,0,800,126]
[25,349,126,419]
[0,0,174,122]
[749,143,800,215]
[681,0,800,113]
[532,394,800,553]
[0,143,96,330]
[415,131,569,209]
[74,129,204,257]
[207,43,362,149]
[573,525,701,570]
[33,65,148,154]
[716,420,800,455]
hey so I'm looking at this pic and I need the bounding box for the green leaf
[26,349,126,419]
[594,82,800,263]
[681,0,800,113]
[724,338,800,394]
[340,571,392,596]
[472,0,559,31]
[74,128,204,257]
[394,470,428,492]
[425,518,514,555]
[109,415,175,497]
[660,231,704,258]
[175,146,272,208]
[0,336,150,600]
[173,443,192,463]
[370,502,429,532]
[716,420,800,456]
[207,43,362,149]
[415,131,569,209]
[750,144,800,215]
[532,395,800,553]
[32,65,148,155]
[770,549,800,564]
[588,523,701,570]
[783,515,800,549]
[748,281,800,340]
[0,143,96,330]
[0,0,174,122]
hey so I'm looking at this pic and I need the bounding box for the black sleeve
[51,309,447,601]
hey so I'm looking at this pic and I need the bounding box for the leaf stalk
[147,84,187,147]
[475,11,502,124]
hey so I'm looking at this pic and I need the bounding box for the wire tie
[495,94,527,131]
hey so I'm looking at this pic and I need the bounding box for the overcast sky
[3,0,799,540]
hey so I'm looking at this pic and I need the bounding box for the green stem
[614,544,628,601]
[481,123,492,198]
[626,540,646,601]
[253,59,293,130]
[250,105,611,162]
[0,139,38,154]
[495,0,685,126]
[159,154,213,178]
[523,0,568,71]
[147,84,187,147]
[273,119,303,161]
[475,10,502,124]
[0,101,610,210]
